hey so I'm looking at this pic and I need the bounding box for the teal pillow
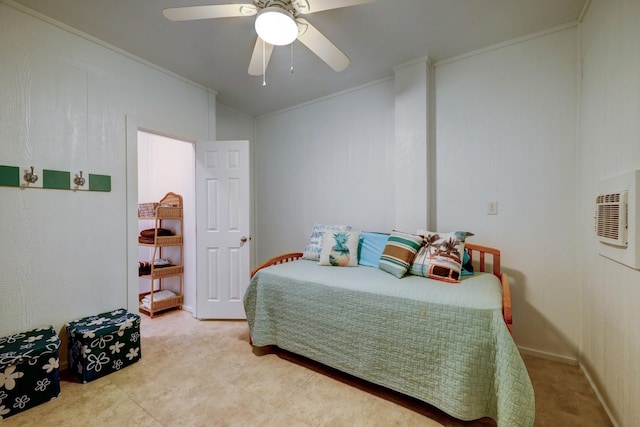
[461,248,474,276]
[358,232,390,267]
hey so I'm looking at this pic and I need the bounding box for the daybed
[244,242,535,426]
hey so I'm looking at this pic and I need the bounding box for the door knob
[240,236,250,246]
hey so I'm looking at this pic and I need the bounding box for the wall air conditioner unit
[595,191,628,246]
[596,170,640,269]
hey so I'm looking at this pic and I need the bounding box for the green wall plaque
[0,165,19,187]
[43,169,71,190]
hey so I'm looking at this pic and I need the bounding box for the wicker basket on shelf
[154,235,183,246]
[155,206,183,219]
[144,265,183,278]
[139,292,183,312]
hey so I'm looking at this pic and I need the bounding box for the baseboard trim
[517,346,578,365]
[579,362,619,427]
[517,347,617,426]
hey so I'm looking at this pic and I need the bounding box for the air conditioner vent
[597,193,622,204]
[596,191,628,246]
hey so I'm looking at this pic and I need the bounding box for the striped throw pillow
[378,231,424,278]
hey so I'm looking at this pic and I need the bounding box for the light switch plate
[487,201,498,215]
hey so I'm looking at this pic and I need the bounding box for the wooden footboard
[465,243,512,335]
[250,244,513,335]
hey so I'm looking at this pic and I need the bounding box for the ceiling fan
[163,0,375,77]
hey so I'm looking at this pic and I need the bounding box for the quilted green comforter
[244,260,534,426]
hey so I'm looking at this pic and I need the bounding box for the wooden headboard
[251,252,303,278]
[250,243,513,335]
[465,243,500,277]
[465,243,512,334]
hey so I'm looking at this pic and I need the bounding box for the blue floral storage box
[0,326,61,420]
[66,308,141,383]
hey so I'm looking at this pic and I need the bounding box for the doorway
[137,130,196,314]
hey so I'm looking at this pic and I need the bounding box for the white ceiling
[10,0,586,116]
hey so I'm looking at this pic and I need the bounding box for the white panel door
[196,140,250,319]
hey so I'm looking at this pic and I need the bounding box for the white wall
[137,131,196,313]
[394,59,430,230]
[3,1,636,422]
[253,80,395,262]
[434,27,579,359]
[0,3,212,346]
[579,1,640,425]
[254,27,581,361]
[216,104,255,142]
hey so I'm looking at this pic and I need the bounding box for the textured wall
[434,27,579,359]
[394,59,429,231]
[579,1,640,424]
[254,80,395,262]
[253,28,581,362]
[0,4,211,345]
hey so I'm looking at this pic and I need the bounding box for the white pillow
[302,223,351,260]
[318,230,360,267]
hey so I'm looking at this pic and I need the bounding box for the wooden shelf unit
[138,192,184,317]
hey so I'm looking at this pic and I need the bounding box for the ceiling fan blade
[248,37,274,76]
[292,0,375,14]
[163,4,257,21]
[296,18,350,72]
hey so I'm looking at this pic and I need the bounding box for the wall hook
[73,171,86,187]
[23,166,38,184]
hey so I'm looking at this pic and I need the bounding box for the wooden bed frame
[250,242,512,334]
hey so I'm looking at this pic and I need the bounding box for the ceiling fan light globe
[255,7,298,46]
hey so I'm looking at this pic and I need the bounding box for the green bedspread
[244,260,535,426]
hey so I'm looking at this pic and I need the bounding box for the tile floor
[3,309,612,426]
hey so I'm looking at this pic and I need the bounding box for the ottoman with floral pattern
[0,326,61,420]
[66,308,141,383]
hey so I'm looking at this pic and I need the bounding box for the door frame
[125,114,205,317]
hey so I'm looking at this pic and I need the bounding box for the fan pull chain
[290,43,294,73]
[262,38,267,87]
